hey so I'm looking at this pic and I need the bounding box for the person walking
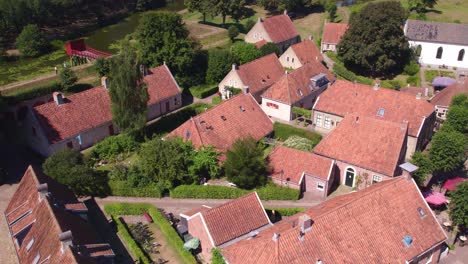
[54,66,58,75]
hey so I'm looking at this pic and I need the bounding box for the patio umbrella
[183,238,200,251]
[432,77,456,87]
[443,177,466,191]
[423,191,447,205]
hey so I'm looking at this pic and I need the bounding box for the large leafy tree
[337,1,411,77]
[15,24,48,57]
[206,48,237,84]
[410,151,433,186]
[429,126,467,172]
[189,146,221,180]
[213,0,245,24]
[224,136,268,189]
[59,67,78,91]
[231,42,261,64]
[108,40,149,133]
[184,0,214,22]
[449,182,468,228]
[408,0,438,13]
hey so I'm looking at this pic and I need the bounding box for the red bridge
[65,39,112,60]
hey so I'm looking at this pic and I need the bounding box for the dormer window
[26,238,34,252]
[377,107,385,117]
[417,207,426,218]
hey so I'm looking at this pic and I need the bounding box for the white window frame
[372,175,383,184]
[324,116,331,129]
[316,114,323,126]
[317,182,325,191]
[425,252,433,264]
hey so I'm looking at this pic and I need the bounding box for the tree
[188,146,221,180]
[337,1,411,77]
[446,105,468,134]
[451,94,468,107]
[224,136,267,189]
[228,25,239,42]
[94,57,110,77]
[449,182,468,228]
[429,127,467,172]
[325,0,337,22]
[408,0,438,13]
[206,49,237,84]
[108,41,149,133]
[15,24,48,57]
[410,151,433,186]
[259,42,280,56]
[59,67,78,91]
[213,0,246,24]
[231,42,261,64]
[185,0,214,22]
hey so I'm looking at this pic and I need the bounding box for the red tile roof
[261,14,299,43]
[235,53,285,96]
[262,61,335,104]
[268,146,333,184]
[322,22,349,44]
[167,93,273,152]
[254,39,268,48]
[222,177,447,263]
[34,65,180,143]
[400,86,427,97]
[314,80,435,137]
[4,166,114,264]
[290,39,323,65]
[431,79,468,107]
[313,115,407,176]
[194,192,271,246]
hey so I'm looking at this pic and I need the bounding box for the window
[15,225,32,247]
[327,44,330,49]
[287,57,290,62]
[26,238,34,252]
[372,175,383,184]
[32,127,37,137]
[174,97,179,105]
[417,207,426,218]
[458,49,465,61]
[335,121,340,127]
[292,58,295,63]
[426,253,433,264]
[324,116,331,129]
[266,102,279,109]
[254,33,258,39]
[436,47,443,59]
[66,141,73,149]
[317,182,325,191]
[316,114,322,126]
[32,253,40,264]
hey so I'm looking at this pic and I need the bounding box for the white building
[404,20,468,69]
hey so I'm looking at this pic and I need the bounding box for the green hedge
[170,184,300,200]
[265,207,305,216]
[273,122,322,145]
[108,180,163,198]
[212,95,222,105]
[380,79,403,89]
[112,215,152,264]
[211,248,226,264]
[104,203,197,264]
[189,84,219,98]
[4,81,62,103]
[90,134,139,161]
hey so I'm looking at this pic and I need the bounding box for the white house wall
[409,41,468,69]
[218,70,245,99]
[261,98,292,121]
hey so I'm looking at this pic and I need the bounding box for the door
[344,167,355,187]
[108,125,114,135]
[165,101,170,113]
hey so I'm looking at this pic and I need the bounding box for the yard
[424,69,456,83]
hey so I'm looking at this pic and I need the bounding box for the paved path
[322,53,335,71]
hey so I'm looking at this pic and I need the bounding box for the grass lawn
[273,122,322,145]
[424,69,456,83]
[188,83,218,98]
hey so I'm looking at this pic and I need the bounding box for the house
[267,146,335,199]
[312,80,436,159]
[279,38,324,69]
[430,78,468,122]
[245,11,300,53]
[4,166,115,263]
[26,64,182,156]
[313,115,408,189]
[166,93,273,153]
[218,53,284,102]
[404,20,468,68]
[179,192,272,261]
[221,176,448,264]
[321,22,348,53]
[261,61,335,121]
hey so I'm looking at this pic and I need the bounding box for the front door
[165,101,170,113]
[345,169,355,187]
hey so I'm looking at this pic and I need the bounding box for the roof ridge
[239,53,278,70]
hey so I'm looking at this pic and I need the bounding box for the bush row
[90,134,139,161]
[108,180,163,198]
[333,63,374,85]
[170,184,300,200]
[265,207,305,216]
[111,215,152,264]
[273,122,322,145]
[4,81,62,103]
[189,84,219,98]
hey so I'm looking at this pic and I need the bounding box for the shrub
[212,95,222,105]
[108,180,163,197]
[228,25,239,42]
[265,207,305,216]
[212,248,226,264]
[16,24,49,57]
[283,136,315,151]
[189,84,218,98]
[406,75,420,86]
[425,70,455,83]
[59,67,78,91]
[94,57,110,77]
[244,19,256,32]
[90,134,139,161]
[403,61,420,75]
[273,123,322,144]
[381,79,403,89]
[256,184,300,200]
[111,216,152,264]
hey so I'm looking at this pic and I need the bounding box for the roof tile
[262,14,299,43]
[322,22,349,44]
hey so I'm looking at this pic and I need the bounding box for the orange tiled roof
[268,146,333,184]
[34,65,180,144]
[222,177,447,263]
[261,61,335,104]
[262,14,299,43]
[254,39,268,48]
[431,79,468,107]
[313,115,407,176]
[322,22,349,44]
[167,93,273,152]
[314,80,435,137]
[290,39,323,65]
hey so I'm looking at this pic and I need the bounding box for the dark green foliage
[189,84,219,98]
[108,180,163,197]
[3,82,62,103]
[211,248,226,264]
[403,61,420,76]
[94,57,110,77]
[59,67,77,91]
[410,151,433,186]
[228,25,239,42]
[446,105,468,134]
[429,127,466,172]
[332,62,373,85]
[449,182,468,228]
[406,75,420,86]
[189,146,221,180]
[244,19,256,32]
[129,222,154,252]
[451,94,468,107]
[213,0,246,24]
[111,216,152,264]
[231,42,261,64]
[206,49,237,84]
[266,207,305,216]
[185,0,214,22]
[90,134,139,161]
[43,148,83,178]
[108,41,149,133]
[380,79,403,89]
[224,136,268,189]
[408,0,438,13]
[259,42,280,56]
[15,24,49,57]
[212,95,222,105]
[337,1,411,77]
[273,122,322,145]
[326,0,337,22]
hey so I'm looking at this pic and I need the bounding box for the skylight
[417,207,426,218]
[403,235,413,247]
[377,107,385,117]
[185,130,191,140]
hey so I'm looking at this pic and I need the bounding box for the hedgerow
[112,215,151,264]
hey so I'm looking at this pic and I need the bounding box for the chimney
[59,230,73,253]
[272,232,280,242]
[416,92,422,100]
[37,183,48,201]
[284,9,288,15]
[308,35,313,41]
[298,214,313,233]
[258,17,262,23]
[232,64,237,71]
[244,86,250,94]
[399,162,419,182]
[101,76,108,89]
[373,83,380,91]
[316,260,324,264]
[53,92,64,105]
[424,87,428,97]
[355,116,359,123]
[285,70,289,75]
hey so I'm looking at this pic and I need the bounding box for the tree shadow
[66,83,94,93]
[424,8,442,14]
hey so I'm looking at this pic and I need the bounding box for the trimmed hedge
[4,81,62,103]
[265,207,305,216]
[108,180,163,198]
[273,122,322,145]
[189,84,218,98]
[211,248,226,264]
[326,52,374,86]
[104,203,197,264]
[170,184,300,200]
[212,95,222,105]
[112,215,152,264]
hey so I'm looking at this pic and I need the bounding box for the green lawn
[273,122,322,145]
